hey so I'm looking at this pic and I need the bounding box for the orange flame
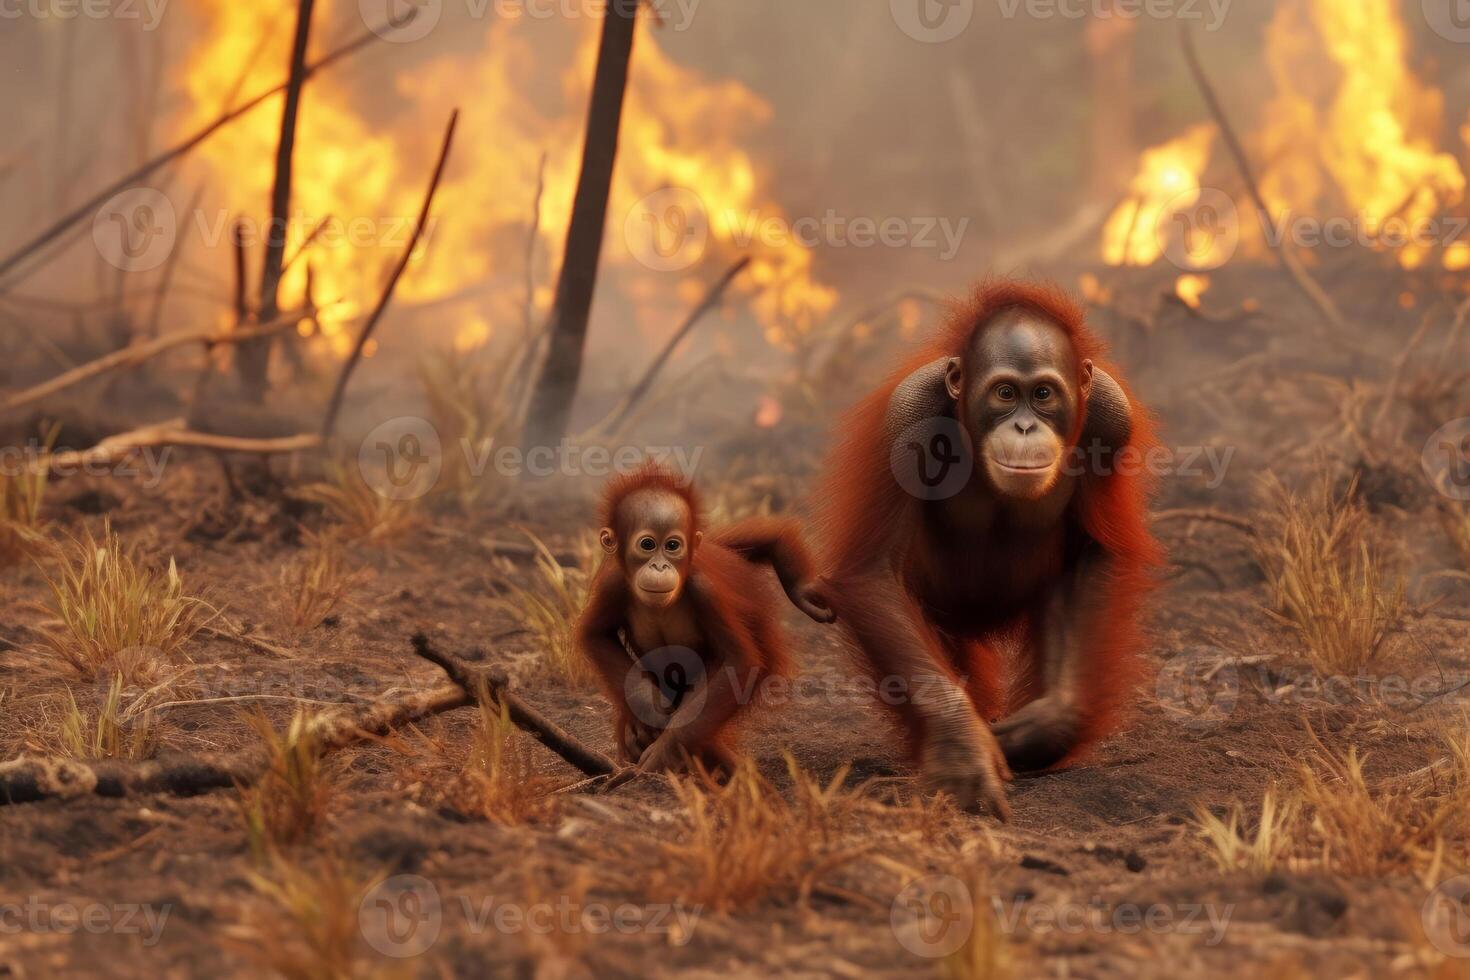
[176,3,834,357]
[1103,0,1467,272]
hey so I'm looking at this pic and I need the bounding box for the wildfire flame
[176,3,835,357]
[1104,0,1467,272]
[1101,124,1216,268]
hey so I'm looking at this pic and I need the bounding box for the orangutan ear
[598,528,617,555]
[1079,359,1095,403]
[944,357,963,401]
[692,530,703,553]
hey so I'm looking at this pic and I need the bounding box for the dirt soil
[2,261,1469,978]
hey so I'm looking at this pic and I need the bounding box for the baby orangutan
[576,464,833,773]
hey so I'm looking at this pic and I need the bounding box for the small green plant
[38,520,211,683]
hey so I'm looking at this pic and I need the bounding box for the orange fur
[579,466,798,766]
[815,277,1162,764]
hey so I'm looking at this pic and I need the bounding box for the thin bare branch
[321,109,460,442]
[0,13,411,291]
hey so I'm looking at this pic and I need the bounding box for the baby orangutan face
[599,489,702,611]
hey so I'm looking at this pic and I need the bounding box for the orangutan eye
[1034,385,1052,402]
[638,536,657,552]
[996,384,1017,401]
[665,538,682,554]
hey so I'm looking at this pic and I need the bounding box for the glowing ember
[753,395,782,429]
[1175,274,1210,310]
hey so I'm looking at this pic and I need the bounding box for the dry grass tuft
[654,756,871,913]
[1253,475,1405,674]
[37,520,211,684]
[0,460,50,564]
[279,531,361,631]
[55,674,158,761]
[233,849,381,980]
[451,692,558,825]
[1194,788,1298,874]
[299,462,421,546]
[939,876,1025,980]
[418,350,518,509]
[1194,722,1470,880]
[494,531,596,687]
[237,710,335,858]
[1296,732,1470,880]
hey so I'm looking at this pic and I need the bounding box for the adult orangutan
[815,279,1162,818]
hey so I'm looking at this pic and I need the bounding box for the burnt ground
[2,260,1470,978]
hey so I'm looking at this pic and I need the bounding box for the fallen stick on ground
[35,418,320,475]
[409,633,617,778]
[2,316,301,412]
[1152,508,1258,536]
[0,684,469,806]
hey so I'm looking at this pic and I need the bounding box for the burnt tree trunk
[236,0,315,402]
[520,0,638,451]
